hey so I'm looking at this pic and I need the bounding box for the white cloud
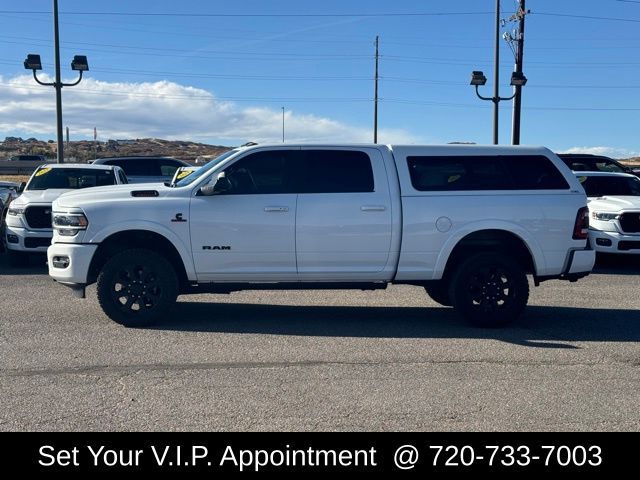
[559,146,640,159]
[0,74,420,145]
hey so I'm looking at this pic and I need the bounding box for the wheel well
[87,230,189,288]
[443,229,536,279]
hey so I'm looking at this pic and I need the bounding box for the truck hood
[54,183,169,209]
[10,188,73,207]
[588,195,640,212]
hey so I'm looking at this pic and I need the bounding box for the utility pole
[492,0,500,145]
[510,0,529,145]
[281,107,285,143]
[373,35,379,144]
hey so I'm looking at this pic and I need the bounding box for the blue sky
[0,0,639,157]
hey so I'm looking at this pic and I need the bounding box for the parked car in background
[0,181,20,214]
[576,171,640,255]
[558,153,638,177]
[0,181,20,205]
[0,181,21,253]
[91,156,190,183]
[3,164,127,265]
[7,154,47,162]
[170,166,200,185]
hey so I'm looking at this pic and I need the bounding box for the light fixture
[470,70,487,86]
[23,54,42,70]
[71,55,89,71]
[510,71,527,86]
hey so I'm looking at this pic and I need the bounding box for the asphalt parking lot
[1,254,639,431]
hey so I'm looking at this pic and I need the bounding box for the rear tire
[96,248,178,327]
[424,281,452,306]
[449,252,529,327]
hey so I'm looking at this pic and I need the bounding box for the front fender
[87,220,196,281]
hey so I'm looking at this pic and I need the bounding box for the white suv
[4,163,127,265]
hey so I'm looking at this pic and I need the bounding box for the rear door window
[298,150,374,193]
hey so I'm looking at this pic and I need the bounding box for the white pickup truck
[47,144,595,327]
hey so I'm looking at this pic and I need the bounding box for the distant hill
[620,157,640,167]
[0,137,230,163]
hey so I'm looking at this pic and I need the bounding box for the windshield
[580,176,640,197]
[26,168,116,190]
[174,149,239,187]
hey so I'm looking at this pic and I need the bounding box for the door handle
[264,206,289,212]
[361,205,386,212]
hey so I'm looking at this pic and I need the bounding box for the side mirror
[17,182,26,193]
[200,172,231,196]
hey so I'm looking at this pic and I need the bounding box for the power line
[382,98,640,111]
[0,10,493,17]
[0,35,423,61]
[8,10,638,45]
[2,24,638,51]
[0,39,372,60]
[3,9,640,23]
[0,41,374,63]
[0,60,371,81]
[8,36,591,67]
[535,12,640,23]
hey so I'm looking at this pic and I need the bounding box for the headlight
[7,207,25,216]
[591,212,619,221]
[52,213,88,236]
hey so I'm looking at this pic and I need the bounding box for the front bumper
[47,242,98,286]
[589,229,640,255]
[5,225,52,253]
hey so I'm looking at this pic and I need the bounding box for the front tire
[449,252,529,327]
[96,248,178,327]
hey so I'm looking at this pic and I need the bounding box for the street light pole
[492,0,500,145]
[281,106,285,143]
[23,0,88,163]
[373,35,379,144]
[53,0,64,163]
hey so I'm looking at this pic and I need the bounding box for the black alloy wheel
[449,252,529,327]
[97,248,178,327]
